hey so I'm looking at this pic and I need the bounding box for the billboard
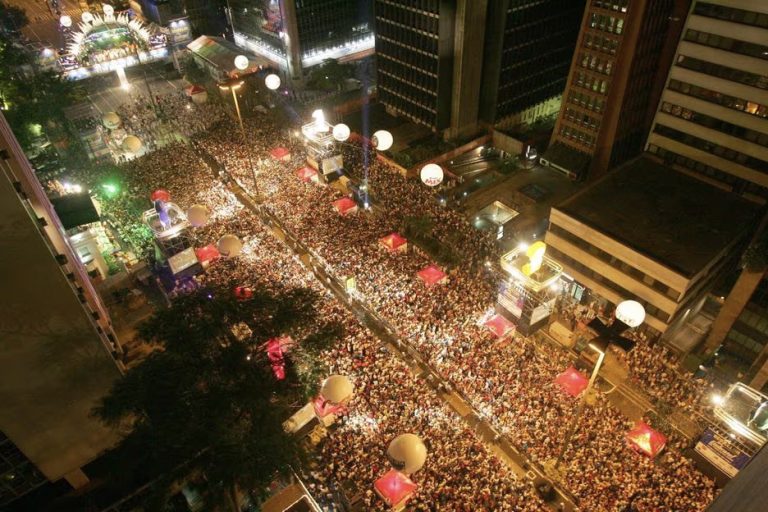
[530,297,556,326]
[498,281,525,318]
[321,154,344,175]
[695,429,751,478]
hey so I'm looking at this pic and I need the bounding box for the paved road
[82,64,184,114]
[8,0,83,50]
[192,146,580,511]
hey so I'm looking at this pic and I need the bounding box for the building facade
[230,0,375,82]
[544,157,757,336]
[0,113,122,506]
[375,0,585,136]
[640,1,768,386]
[479,0,586,130]
[374,0,460,133]
[542,0,686,180]
[645,0,768,201]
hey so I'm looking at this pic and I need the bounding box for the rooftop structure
[546,156,758,333]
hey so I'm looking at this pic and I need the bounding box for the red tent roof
[374,469,417,507]
[417,265,447,286]
[195,244,220,263]
[379,232,407,251]
[184,84,206,95]
[150,189,171,202]
[333,197,357,215]
[626,421,667,458]
[312,395,346,418]
[233,286,253,301]
[554,366,589,397]
[265,336,293,381]
[484,314,515,338]
[296,166,317,181]
[270,147,290,159]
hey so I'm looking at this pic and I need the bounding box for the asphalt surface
[81,64,184,114]
[9,0,83,50]
[192,145,580,511]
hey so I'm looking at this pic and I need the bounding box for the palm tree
[94,281,330,510]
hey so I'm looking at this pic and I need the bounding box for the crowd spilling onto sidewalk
[91,99,720,510]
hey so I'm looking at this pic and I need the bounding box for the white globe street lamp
[103,4,114,17]
[217,234,243,258]
[387,434,427,475]
[332,123,351,142]
[186,204,210,227]
[320,375,354,405]
[420,163,444,187]
[121,135,142,154]
[616,300,646,328]
[372,130,393,151]
[81,11,94,24]
[60,15,72,28]
[265,73,281,90]
[234,55,249,71]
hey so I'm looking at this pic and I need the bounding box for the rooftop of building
[541,142,591,178]
[556,156,760,278]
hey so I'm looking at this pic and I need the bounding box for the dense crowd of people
[94,96,721,510]
[105,140,548,510]
[98,91,225,158]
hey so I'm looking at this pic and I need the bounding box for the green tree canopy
[94,279,335,510]
[0,1,28,34]
[0,30,78,148]
[306,59,355,91]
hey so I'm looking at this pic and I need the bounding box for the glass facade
[230,0,373,67]
[374,0,447,129]
[489,0,584,121]
[0,432,45,507]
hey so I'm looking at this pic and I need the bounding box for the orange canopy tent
[296,166,318,182]
[270,147,291,161]
[554,366,589,397]
[379,232,408,252]
[195,244,220,264]
[417,264,447,286]
[484,314,515,338]
[626,421,667,458]
[333,197,358,215]
[374,469,418,508]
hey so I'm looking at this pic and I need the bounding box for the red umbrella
[150,189,171,202]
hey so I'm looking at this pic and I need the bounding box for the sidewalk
[202,146,580,512]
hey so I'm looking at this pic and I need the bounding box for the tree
[94,280,331,510]
[181,53,209,85]
[306,59,354,91]
[0,2,28,34]
[0,31,78,148]
[499,155,520,175]
[403,215,434,239]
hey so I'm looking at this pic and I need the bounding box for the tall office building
[0,114,122,506]
[645,0,768,200]
[229,0,375,82]
[542,0,686,180]
[375,0,584,137]
[642,1,768,388]
[479,0,586,130]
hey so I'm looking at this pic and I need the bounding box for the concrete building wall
[646,0,768,198]
[0,114,121,494]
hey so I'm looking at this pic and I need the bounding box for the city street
[81,63,184,114]
[56,91,716,509]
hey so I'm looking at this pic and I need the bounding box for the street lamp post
[218,78,259,197]
[553,300,645,472]
[553,339,607,470]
